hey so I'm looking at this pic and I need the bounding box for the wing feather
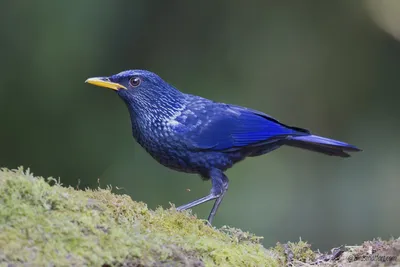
[186,104,308,151]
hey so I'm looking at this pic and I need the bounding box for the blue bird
[86,70,360,224]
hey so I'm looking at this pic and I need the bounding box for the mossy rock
[1,168,399,266]
[0,168,279,266]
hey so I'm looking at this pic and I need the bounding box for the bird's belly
[135,132,245,174]
[145,145,244,174]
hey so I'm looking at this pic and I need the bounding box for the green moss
[2,167,398,266]
[0,167,279,266]
[273,240,315,265]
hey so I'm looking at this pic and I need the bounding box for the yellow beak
[85,77,127,91]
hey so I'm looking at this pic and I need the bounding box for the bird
[85,70,360,224]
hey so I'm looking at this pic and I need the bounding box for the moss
[273,240,315,265]
[1,167,399,266]
[273,239,400,266]
[0,167,279,266]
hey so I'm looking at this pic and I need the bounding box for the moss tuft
[273,240,315,265]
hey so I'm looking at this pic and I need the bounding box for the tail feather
[285,135,361,158]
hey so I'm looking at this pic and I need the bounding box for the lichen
[0,167,279,266]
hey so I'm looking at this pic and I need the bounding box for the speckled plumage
[87,69,360,223]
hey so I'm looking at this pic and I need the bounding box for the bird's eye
[129,76,141,87]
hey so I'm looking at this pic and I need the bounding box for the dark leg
[176,169,229,224]
[176,194,218,211]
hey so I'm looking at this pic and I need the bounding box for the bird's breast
[129,108,246,174]
[131,120,189,167]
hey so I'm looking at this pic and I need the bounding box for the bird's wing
[180,104,309,152]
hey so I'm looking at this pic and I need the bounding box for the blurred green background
[1,1,399,251]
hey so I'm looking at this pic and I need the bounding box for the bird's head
[86,70,185,119]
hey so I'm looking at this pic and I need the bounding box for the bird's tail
[285,135,361,158]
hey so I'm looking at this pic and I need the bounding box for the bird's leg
[176,170,229,224]
[207,171,229,224]
[176,194,218,211]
